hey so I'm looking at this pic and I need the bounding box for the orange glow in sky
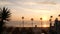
[42,16,49,21]
[43,25,49,27]
[0,0,60,21]
[0,0,60,27]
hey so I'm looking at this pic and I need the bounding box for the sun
[43,25,47,27]
[42,16,49,21]
[42,24,50,27]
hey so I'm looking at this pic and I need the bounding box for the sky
[0,0,60,21]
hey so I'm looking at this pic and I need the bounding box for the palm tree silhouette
[31,18,34,27]
[49,16,53,27]
[54,18,58,34]
[57,14,60,34]
[58,14,60,21]
[40,18,42,27]
[22,16,24,27]
[40,18,43,34]
[0,7,11,34]
[58,14,60,16]
[49,16,53,34]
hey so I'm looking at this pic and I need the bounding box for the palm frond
[1,7,11,21]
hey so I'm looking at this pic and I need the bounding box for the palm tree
[57,14,60,34]
[54,18,58,34]
[58,14,60,16]
[0,7,11,34]
[49,16,53,34]
[31,18,34,27]
[22,16,24,27]
[49,16,53,27]
[58,14,60,21]
[40,18,42,27]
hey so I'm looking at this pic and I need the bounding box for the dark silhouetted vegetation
[54,14,60,34]
[49,16,53,34]
[0,7,11,34]
[20,27,34,34]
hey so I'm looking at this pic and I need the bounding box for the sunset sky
[0,0,60,21]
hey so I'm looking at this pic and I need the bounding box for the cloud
[0,1,16,6]
[36,2,56,5]
[14,0,57,5]
[23,2,37,5]
[16,2,56,6]
[0,0,57,6]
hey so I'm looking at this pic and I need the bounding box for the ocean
[5,21,54,27]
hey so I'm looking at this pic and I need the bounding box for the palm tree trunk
[32,21,33,27]
[22,20,24,27]
[0,19,4,34]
